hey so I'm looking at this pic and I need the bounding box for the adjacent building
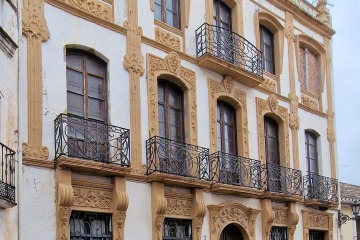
[0,0,340,239]
[340,182,360,240]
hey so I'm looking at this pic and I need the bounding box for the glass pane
[67,69,83,94]
[67,92,84,117]
[166,0,174,10]
[166,10,174,27]
[88,97,105,121]
[88,75,105,99]
[158,83,165,102]
[219,4,231,27]
[86,57,105,77]
[158,105,165,138]
[217,122,222,152]
[66,54,83,71]
[154,3,162,21]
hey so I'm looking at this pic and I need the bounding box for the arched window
[264,116,279,165]
[260,26,275,74]
[217,100,237,155]
[158,80,184,142]
[305,131,318,174]
[220,224,244,240]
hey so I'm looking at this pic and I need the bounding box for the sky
[331,0,360,185]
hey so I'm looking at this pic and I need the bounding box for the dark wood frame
[154,0,181,29]
[264,116,279,165]
[260,25,275,74]
[213,0,232,30]
[217,100,237,155]
[305,131,318,174]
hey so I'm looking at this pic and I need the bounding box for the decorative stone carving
[56,0,113,21]
[166,198,192,216]
[261,78,277,92]
[58,183,74,206]
[58,206,71,240]
[73,188,112,209]
[274,210,287,225]
[208,77,249,157]
[155,27,181,51]
[115,210,126,240]
[327,112,336,143]
[22,0,50,160]
[123,0,145,175]
[301,94,319,111]
[289,94,299,130]
[147,52,198,145]
[302,210,334,240]
[208,203,260,240]
[256,97,290,166]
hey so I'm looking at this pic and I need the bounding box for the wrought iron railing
[146,136,210,180]
[211,151,262,189]
[303,172,338,202]
[195,22,263,77]
[261,163,303,195]
[0,142,16,203]
[54,114,130,166]
[70,211,112,239]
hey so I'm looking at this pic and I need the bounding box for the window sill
[154,19,184,37]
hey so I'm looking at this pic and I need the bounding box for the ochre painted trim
[146,52,198,145]
[23,157,55,169]
[302,209,334,240]
[256,95,290,167]
[208,202,261,240]
[155,27,181,51]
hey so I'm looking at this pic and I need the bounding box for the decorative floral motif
[166,198,192,216]
[155,28,181,51]
[166,52,181,75]
[308,215,329,228]
[73,188,112,209]
[268,94,278,113]
[301,94,319,111]
[58,0,113,21]
[274,210,287,225]
[262,78,277,92]
[223,76,234,94]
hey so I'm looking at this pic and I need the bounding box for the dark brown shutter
[264,117,279,165]
[217,101,237,155]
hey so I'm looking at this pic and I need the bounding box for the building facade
[340,182,360,240]
[0,0,340,239]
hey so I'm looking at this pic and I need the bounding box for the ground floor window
[309,230,324,240]
[163,218,192,240]
[220,224,244,240]
[270,227,287,240]
[70,211,112,240]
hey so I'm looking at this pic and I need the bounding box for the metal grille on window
[70,211,112,240]
[163,218,192,240]
[270,227,287,240]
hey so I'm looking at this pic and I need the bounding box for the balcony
[210,152,263,197]
[261,163,303,201]
[303,172,338,207]
[0,142,16,208]
[146,136,210,188]
[54,114,131,176]
[196,23,263,87]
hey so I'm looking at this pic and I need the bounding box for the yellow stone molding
[123,0,145,175]
[256,95,290,167]
[324,37,336,179]
[22,0,50,160]
[146,52,198,145]
[150,0,191,28]
[208,76,249,157]
[56,170,128,240]
[208,202,260,240]
[205,0,244,37]
[316,0,331,27]
[23,157,55,169]
[151,182,168,240]
[302,209,334,240]
[261,199,275,240]
[285,12,300,170]
[261,76,277,93]
[165,191,192,216]
[51,0,113,22]
[254,11,284,77]
[273,208,287,225]
[192,189,206,240]
[301,93,319,111]
[155,27,181,51]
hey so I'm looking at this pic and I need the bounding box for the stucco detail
[155,27,181,51]
[208,202,260,240]
[302,210,334,240]
[123,0,145,175]
[208,76,249,157]
[256,95,290,167]
[22,0,50,160]
[146,52,198,145]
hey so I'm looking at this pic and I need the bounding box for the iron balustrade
[0,142,16,203]
[54,113,130,166]
[211,151,262,189]
[261,163,303,195]
[146,136,210,180]
[195,22,263,77]
[303,172,338,202]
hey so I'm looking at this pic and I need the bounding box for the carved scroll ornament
[155,27,181,51]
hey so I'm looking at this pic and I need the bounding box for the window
[66,51,107,160]
[154,0,180,29]
[270,227,287,240]
[260,26,275,74]
[163,218,192,240]
[309,230,324,240]
[299,47,320,95]
[220,224,244,240]
[217,101,237,155]
[70,211,112,240]
[264,117,279,165]
[305,131,318,174]
[213,0,231,30]
[158,80,184,142]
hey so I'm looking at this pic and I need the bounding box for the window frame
[260,25,275,74]
[217,100,237,155]
[154,0,181,30]
[264,116,280,165]
[305,131,319,174]
[299,46,321,96]
[213,0,232,30]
